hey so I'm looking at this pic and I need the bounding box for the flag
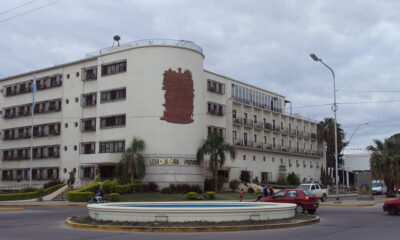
[32,77,37,111]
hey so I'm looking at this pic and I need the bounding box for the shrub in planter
[229,180,240,192]
[108,193,120,202]
[43,179,63,189]
[114,185,129,194]
[205,191,216,200]
[161,187,171,194]
[78,183,100,193]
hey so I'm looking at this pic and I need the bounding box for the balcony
[208,108,225,116]
[243,118,253,127]
[232,139,322,158]
[296,130,303,137]
[281,127,289,135]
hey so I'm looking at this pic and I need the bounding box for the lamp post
[310,53,340,201]
[342,122,368,192]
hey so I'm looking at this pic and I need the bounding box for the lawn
[119,191,258,202]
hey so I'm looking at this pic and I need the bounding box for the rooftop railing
[86,39,203,58]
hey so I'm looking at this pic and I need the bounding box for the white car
[372,180,387,195]
[297,183,328,202]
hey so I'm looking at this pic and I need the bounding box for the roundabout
[87,201,296,223]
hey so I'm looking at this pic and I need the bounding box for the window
[233,131,237,139]
[287,190,297,198]
[82,93,97,107]
[253,115,257,123]
[264,136,267,144]
[207,102,225,116]
[101,88,126,103]
[83,67,97,81]
[100,114,126,128]
[101,61,127,76]
[274,191,286,199]
[263,156,266,162]
[99,141,125,153]
[243,155,246,160]
[253,155,256,161]
[232,110,236,119]
[254,134,257,142]
[81,118,96,132]
[207,79,225,94]
[207,126,225,137]
[81,142,95,154]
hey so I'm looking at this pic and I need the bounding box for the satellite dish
[112,35,121,47]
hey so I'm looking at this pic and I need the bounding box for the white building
[0,39,325,188]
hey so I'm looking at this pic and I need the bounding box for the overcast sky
[1,0,399,148]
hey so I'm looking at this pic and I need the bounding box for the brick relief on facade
[161,68,194,124]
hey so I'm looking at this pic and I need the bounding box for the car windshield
[297,185,310,190]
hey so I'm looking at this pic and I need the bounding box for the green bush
[186,192,204,200]
[161,187,171,194]
[229,180,240,192]
[66,183,100,202]
[0,184,64,201]
[286,172,300,185]
[132,179,141,184]
[102,180,115,194]
[21,187,38,193]
[114,185,129,194]
[108,193,120,202]
[205,191,216,200]
[127,183,142,193]
[67,192,92,202]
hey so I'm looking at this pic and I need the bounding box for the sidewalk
[321,195,395,207]
[0,201,86,207]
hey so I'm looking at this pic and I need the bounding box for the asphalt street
[0,203,399,240]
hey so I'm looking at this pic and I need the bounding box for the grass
[71,214,316,227]
[119,191,258,202]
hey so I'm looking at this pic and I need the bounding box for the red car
[383,198,400,215]
[259,189,319,214]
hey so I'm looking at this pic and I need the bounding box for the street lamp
[309,53,340,201]
[342,122,368,192]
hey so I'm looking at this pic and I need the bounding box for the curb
[65,216,320,232]
[320,199,387,207]
[0,208,24,212]
[0,204,86,208]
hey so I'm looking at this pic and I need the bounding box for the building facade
[0,39,325,188]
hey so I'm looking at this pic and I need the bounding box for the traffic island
[65,214,320,232]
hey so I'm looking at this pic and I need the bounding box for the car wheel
[307,209,316,214]
[388,205,398,215]
[321,194,327,202]
[295,204,305,214]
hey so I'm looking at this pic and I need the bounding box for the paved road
[1,203,399,240]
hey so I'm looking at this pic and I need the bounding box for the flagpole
[29,76,36,187]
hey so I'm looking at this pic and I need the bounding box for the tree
[229,179,240,192]
[319,118,347,180]
[367,134,400,197]
[197,132,236,191]
[116,137,146,184]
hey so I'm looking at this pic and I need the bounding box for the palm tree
[319,117,347,179]
[116,137,146,184]
[367,134,400,197]
[197,132,236,191]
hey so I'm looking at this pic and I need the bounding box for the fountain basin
[87,201,296,223]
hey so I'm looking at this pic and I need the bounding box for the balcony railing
[232,139,322,158]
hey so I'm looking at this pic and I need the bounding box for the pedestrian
[239,189,245,202]
[268,186,274,196]
[263,185,269,198]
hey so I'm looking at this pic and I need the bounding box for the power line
[0,0,65,24]
[293,99,400,109]
[337,90,400,93]
[0,0,41,16]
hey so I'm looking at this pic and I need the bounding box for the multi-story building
[0,39,325,188]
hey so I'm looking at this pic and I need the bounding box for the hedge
[66,183,100,202]
[102,180,116,194]
[205,191,216,200]
[186,192,204,200]
[108,193,120,202]
[114,185,129,194]
[66,192,93,202]
[127,183,142,193]
[0,184,64,201]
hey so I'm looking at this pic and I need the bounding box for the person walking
[239,189,245,202]
[263,185,269,198]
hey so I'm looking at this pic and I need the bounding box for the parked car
[259,189,319,214]
[383,198,400,215]
[297,183,328,202]
[372,180,387,195]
